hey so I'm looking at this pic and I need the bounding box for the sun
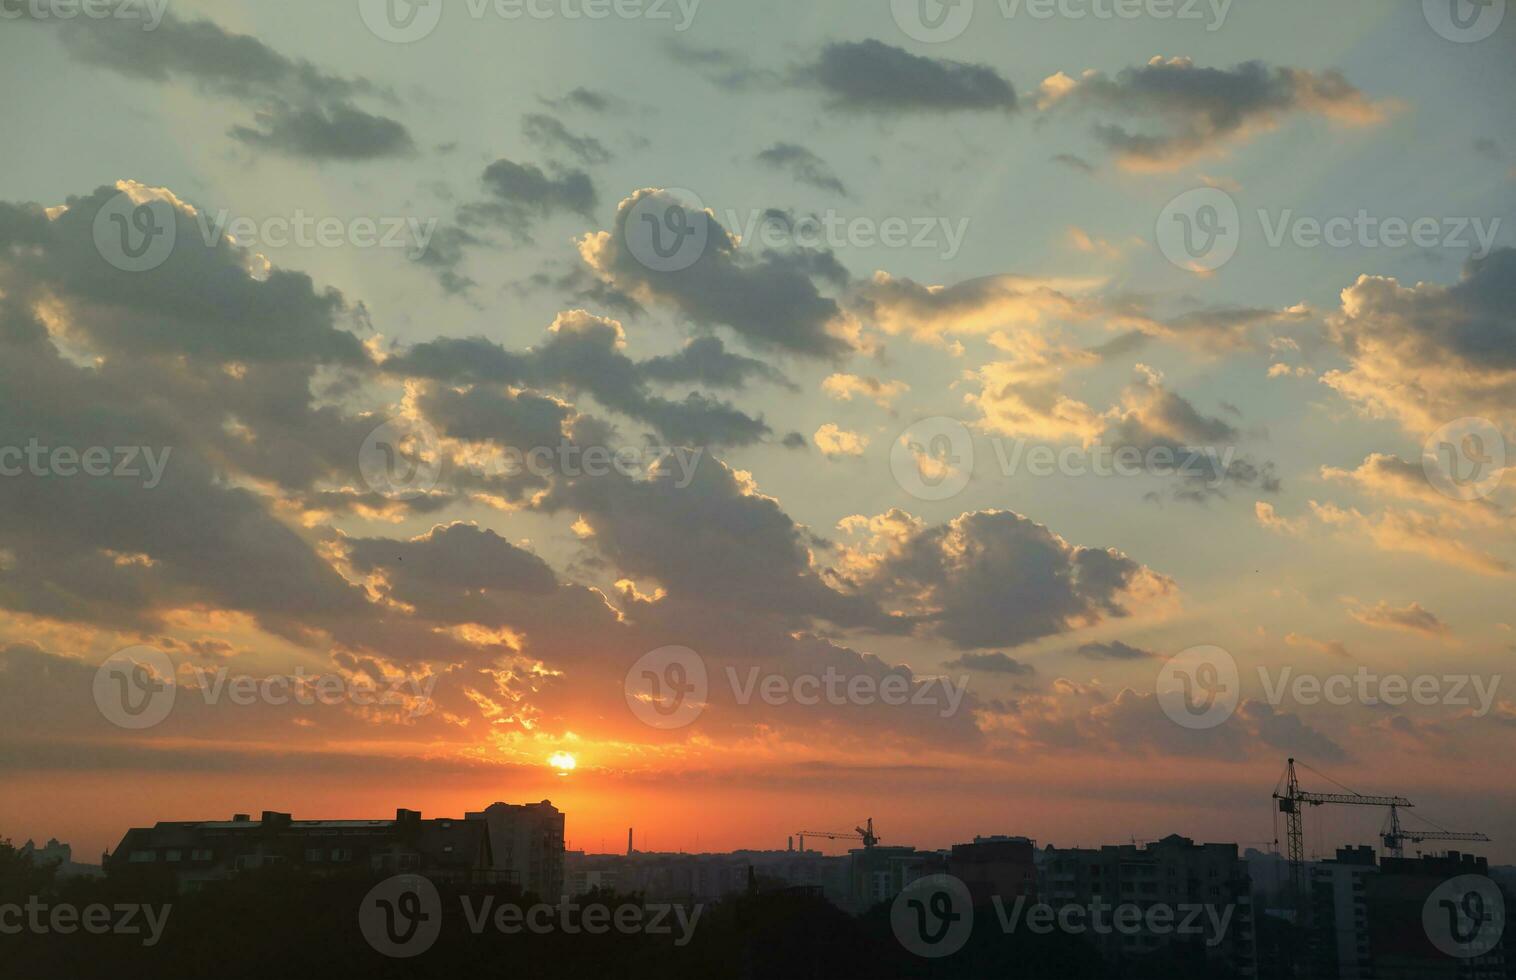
[548,752,577,773]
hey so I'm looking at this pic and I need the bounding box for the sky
[0,0,1513,864]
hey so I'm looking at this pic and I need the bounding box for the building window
[129,851,156,863]
[305,849,325,862]
[191,849,213,862]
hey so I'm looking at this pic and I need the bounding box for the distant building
[948,835,1036,906]
[1041,834,1257,977]
[108,809,493,892]
[563,848,850,905]
[465,800,565,899]
[848,845,940,912]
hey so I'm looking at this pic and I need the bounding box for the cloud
[814,423,869,458]
[1346,599,1451,637]
[578,188,853,358]
[755,143,847,195]
[802,40,1017,113]
[839,508,1175,649]
[461,159,597,242]
[1076,641,1157,660]
[34,10,413,160]
[821,373,909,410]
[944,652,1034,675]
[385,310,778,447]
[1322,249,1516,435]
[1038,57,1386,170]
[522,114,612,165]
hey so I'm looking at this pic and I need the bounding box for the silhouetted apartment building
[1310,845,1379,979]
[465,799,565,899]
[1363,852,1507,980]
[107,809,492,892]
[948,835,1036,906]
[1041,834,1257,978]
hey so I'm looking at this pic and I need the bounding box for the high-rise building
[465,799,565,899]
[948,835,1036,906]
[1040,834,1257,977]
[1310,845,1379,978]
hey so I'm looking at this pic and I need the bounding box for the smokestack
[627,827,633,856]
[788,836,794,852]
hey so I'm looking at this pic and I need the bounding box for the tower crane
[1382,804,1491,858]
[1273,758,1413,906]
[796,818,878,853]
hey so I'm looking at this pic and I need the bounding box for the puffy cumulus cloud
[384,310,779,447]
[814,423,869,458]
[802,40,1017,113]
[1038,57,1386,171]
[821,373,909,410]
[28,10,413,160]
[988,682,1343,762]
[460,159,597,242]
[755,142,848,196]
[578,189,853,358]
[544,455,905,634]
[838,509,1174,649]
[1322,250,1516,435]
[1345,599,1451,637]
[966,331,1105,444]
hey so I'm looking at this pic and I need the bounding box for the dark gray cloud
[522,114,613,166]
[848,509,1174,650]
[580,188,852,358]
[755,143,848,196]
[34,11,413,160]
[944,651,1035,675]
[804,40,1017,113]
[1075,641,1157,660]
[386,310,779,446]
[1040,57,1382,169]
[460,159,597,242]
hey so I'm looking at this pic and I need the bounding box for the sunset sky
[1,0,1513,864]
